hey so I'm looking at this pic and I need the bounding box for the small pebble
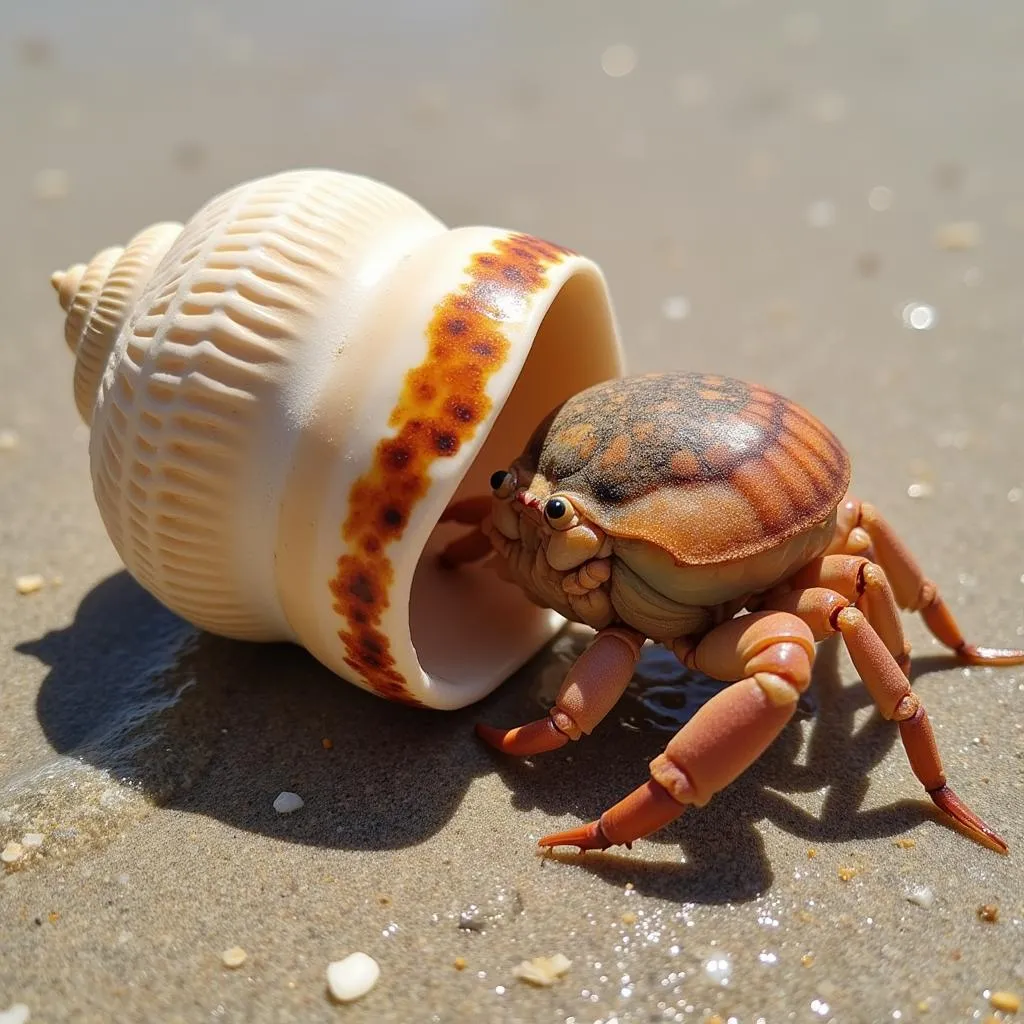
[0,430,18,451]
[894,838,916,849]
[272,792,304,814]
[906,885,935,909]
[326,952,380,1003]
[32,168,70,202]
[1,842,25,864]
[453,957,467,971]
[907,482,934,500]
[15,574,45,595]
[934,220,981,251]
[321,738,334,750]
[801,953,815,968]
[990,991,1020,1013]
[221,946,247,968]
[978,904,1000,923]
[21,834,44,849]
[837,866,858,882]
[512,954,572,987]
[0,1005,30,1024]
[621,912,637,925]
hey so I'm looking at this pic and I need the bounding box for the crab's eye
[543,496,575,530]
[489,469,516,499]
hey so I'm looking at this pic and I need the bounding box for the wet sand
[2,2,1024,1022]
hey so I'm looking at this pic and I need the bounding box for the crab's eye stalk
[489,469,516,499]
[543,496,575,531]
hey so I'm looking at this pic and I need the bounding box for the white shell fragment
[905,885,936,909]
[0,1005,30,1024]
[21,834,44,849]
[272,792,304,814]
[512,953,572,987]
[14,575,45,595]
[221,946,247,968]
[1,841,25,864]
[326,952,380,1003]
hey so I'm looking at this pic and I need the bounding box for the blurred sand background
[1,2,1023,1022]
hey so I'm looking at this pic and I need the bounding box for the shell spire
[52,222,183,423]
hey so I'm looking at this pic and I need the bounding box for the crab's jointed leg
[833,496,1024,666]
[476,626,645,756]
[537,611,815,851]
[764,553,911,674]
[757,586,1007,853]
[437,495,494,568]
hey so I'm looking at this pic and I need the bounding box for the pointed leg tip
[929,785,1009,855]
[537,821,611,853]
[957,643,1024,667]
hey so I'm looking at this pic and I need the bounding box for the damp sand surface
[2,3,1024,1022]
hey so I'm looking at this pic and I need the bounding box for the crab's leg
[438,529,493,569]
[760,586,1007,853]
[764,554,911,674]
[537,611,815,851]
[439,494,492,524]
[476,626,645,756]
[437,495,494,568]
[834,496,1024,666]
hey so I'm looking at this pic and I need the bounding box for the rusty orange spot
[329,233,574,704]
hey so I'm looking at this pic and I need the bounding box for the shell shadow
[477,626,967,904]
[17,570,494,851]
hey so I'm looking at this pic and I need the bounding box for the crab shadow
[17,570,968,904]
[480,626,966,904]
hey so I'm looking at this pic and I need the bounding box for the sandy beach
[2,2,1023,1022]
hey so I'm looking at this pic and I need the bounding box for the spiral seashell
[51,168,624,708]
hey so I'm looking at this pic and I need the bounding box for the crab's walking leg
[538,612,815,852]
[767,554,911,674]
[835,496,1024,666]
[438,529,493,569]
[759,587,1007,853]
[476,627,645,756]
[439,495,492,524]
[437,495,494,568]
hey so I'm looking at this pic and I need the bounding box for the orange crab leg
[837,497,1024,666]
[438,528,493,569]
[767,554,911,674]
[476,626,645,756]
[539,611,814,851]
[759,588,1007,853]
[439,494,492,525]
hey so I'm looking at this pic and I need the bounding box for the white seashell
[272,791,304,814]
[51,168,624,709]
[326,951,380,1002]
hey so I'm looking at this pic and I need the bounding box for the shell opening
[408,266,623,708]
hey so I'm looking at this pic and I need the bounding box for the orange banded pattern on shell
[329,233,574,704]
[523,372,850,566]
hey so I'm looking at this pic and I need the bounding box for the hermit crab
[441,371,1024,855]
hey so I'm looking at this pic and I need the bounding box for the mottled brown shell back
[522,372,850,565]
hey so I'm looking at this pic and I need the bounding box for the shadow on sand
[16,569,972,904]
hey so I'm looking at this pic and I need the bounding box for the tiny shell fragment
[512,954,572,987]
[326,952,380,1003]
[221,946,247,968]
[21,834,44,849]
[15,575,45,595]
[0,1004,30,1024]
[837,866,858,882]
[906,885,935,909]
[990,991,1020,1013]
[272,792,304,814]
[978,903,1000,923]
[1,842,25,864]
